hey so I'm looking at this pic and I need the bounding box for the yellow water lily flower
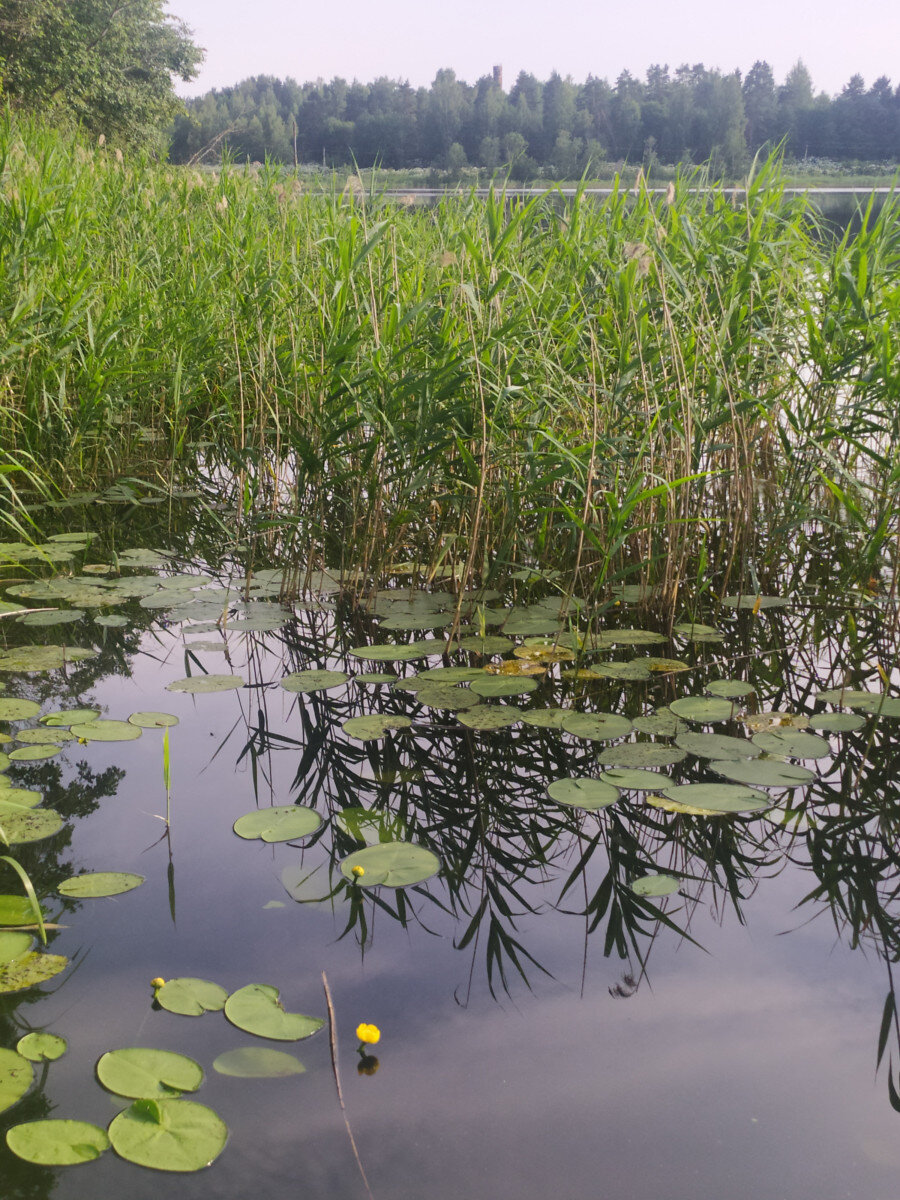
[150,977,166,989]
[356,1022,381,1045]
[351,865,365,878]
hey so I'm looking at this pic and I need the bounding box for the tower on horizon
[492,64,503,90]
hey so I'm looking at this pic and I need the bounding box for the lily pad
[166,674,244,694]
[68,719,142,742]
[16,1032,67,1062]
[0,803,65,843]
[6,1119,109,1165]
[96,1048,203,1099]
[711,759,816,788]
[599,628,667,646]
[40,708,100,727]
[0,699,41,721]
[128,712,179,729]
[673,621,724,643]
[455,635,513,654]
[8,746,60,762]
[0,951,67,993]
[0,931,32,963]
[342,715,412,741]
[155,978,229,1017]
[58,872,144,898]
[520,707,568,729]
[14,727,75,744]
[212,1047,305,1078]
[660,782,772,813]
[469,675,538,698]
[546,778,620,810]
[108,1098,227,1172]
[561,712,633,741]
[0,895,45,925]
[751,730,832,759]
[0,786,42,806]
[815,687,880,708]
[705,679,756,699]
[669,696,738,723]
[0,1048,34,1113]
[808,712,866,733]
[339,841,441,888]
[233,806,322,843]
[95,614,130,627]
[589,660,652,681]
[861,697,900,718]
[280,670,348,694]
[224,983,324,1041]
[19,609,85,626]
[600,768,674,791]
[632,709,688,737]
[597,743,687,768]
[414,684,481,711]
[675,732,762,761]
[353,672,398,685]
[456,705,521,730]
[631,874,680,896]
[645,794,724,816]
[348,643,431,662]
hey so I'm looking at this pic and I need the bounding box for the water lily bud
[356,1022,381,1045]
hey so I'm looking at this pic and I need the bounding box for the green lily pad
[155,977,229,1017]
[600,768,674,790]
[596,743,687,768]
[673,621,724,643]
[6,1119,109,1165]
[0,931,32,963]
[711,759,816,788]
[95,614,130,627]
[15,727,75,744]
[224,984,324,1041]
[339,841,441,888]
[233,806,322,843]
[280,670,348,694]
[40,708,101,727]
[561,712,633,741]
[414,684,481,711]
[58,872,144,898]
[96,1048,203,1100]
[16,1032,67,1062]
[166,674,244,694]
[0,751,8,772]
[342,715,412,741]
[815,688,879,708]
[861,697,900,718]
[0,803,64,843]
[0,645,96,671]
[68,719,142,742]
[0,699,41,721]
[632,709,688,736]
[456,705,522,730]
[0,787,42,807]
[500,612,564,637]
[660,782,772,813]
[631,874,680,896]
[108,1098,228,1172]
[808,712,866,733]
[546,778,620,810]
[19,609,85,626]
[212,1047,305,1078]
[669,696,738,723]
[751,730,832,759]
[0,951,67,993]
[705,680,756,699]
[419,666,485,683]
[598,629,667,646]
[0,1048,34,1113]
[8,746,60,762]
[520,707,568,729]
[455,635,513,654]
[353,672,398,684]
[128,712,179,729]
[589,660,652,681]
[675,732,762,761]
[348,643,431,662]
[0,895,46,925]
[469,676,538,698]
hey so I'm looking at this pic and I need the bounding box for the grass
[1,114,898,606]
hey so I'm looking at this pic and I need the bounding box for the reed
[1,114,897,602]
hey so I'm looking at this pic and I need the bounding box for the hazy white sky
[168,0,900,99]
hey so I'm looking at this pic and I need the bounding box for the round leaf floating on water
[40,708,100,727]
[224,984,324,1041]
[600,768,675,791]
[15,727,75,744]
[455,634,513,654]
[96,1048,203,1100]
[711,759,816,788]
[0,895,45,925]
[0,804,64,844]
[108,1098,227,1172]
[809,711,866,733]
[705,679,756,699]
[348,643,431,663]
[6,1119,109,1166]
[861,696,900,719]
[166,674,244,694]
[456,705,521,730]
[8,745,60,762]
[16,1032,67,1062]
[212,1047,304,1078]
[589,660,651,682]
[521,707,568,729]
[339,842,441,888]
[675,732,762,761]
[155,977,228,1017]
[19,609,85,627]
[669,696,738,724]
[58,872,144,898]
[632,709,688,737]
[815,687,879,708]
[342,715,412,741]
[598,628,667,646]
[353,672,398,685]
[631,874,680,896]
[0,699,41,721]
[673,621,724,644]
[0,786,42,807]
[280,670,348,694]
[547,778,620,810]
[0,1049,34,1113]
[414,684,481,711]
[233,806,322,844]
[751,730,832,759]
[470,675,538,698]
[0,951,67,994]
[597,743,687,768]
[561,712,633,741]
[67,719,142,742]
[0,931,33,964]
[94,614,129,627]
[660,782,772,813]
[128,712,179,729]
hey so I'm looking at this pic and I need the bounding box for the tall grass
[1,114,897,603]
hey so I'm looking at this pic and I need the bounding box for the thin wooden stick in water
[322,971,374,1200]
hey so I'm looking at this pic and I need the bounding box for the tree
[0,0,203,148]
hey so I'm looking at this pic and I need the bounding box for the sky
[168,0,900,100]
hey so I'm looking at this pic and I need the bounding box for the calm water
[1,493,899,1200]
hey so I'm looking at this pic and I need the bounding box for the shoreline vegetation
[1,116,898,612]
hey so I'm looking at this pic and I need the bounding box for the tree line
[170,62,900,175]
